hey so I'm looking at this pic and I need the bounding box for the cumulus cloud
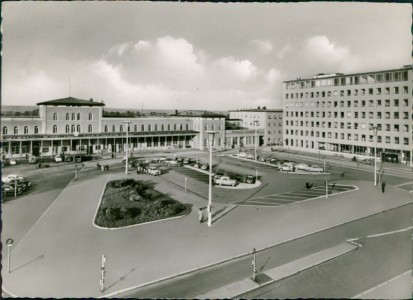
[134,40,151,51]
[276,43,293,60]
[109,42,132,56]
[215,56,257,81]
[305,36,349,63]
[251,39,272,54]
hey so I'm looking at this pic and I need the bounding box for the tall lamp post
[253,121,259,161]
[373,126,378,186]
[123,121,131,175]
[206,131,218,227]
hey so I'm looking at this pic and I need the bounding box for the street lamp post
[206,131,218,227]
[373,126,378,186]
[123,121,131,175]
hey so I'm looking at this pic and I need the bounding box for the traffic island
[94,179,191,228]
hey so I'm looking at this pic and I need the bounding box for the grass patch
[95,179,190,228]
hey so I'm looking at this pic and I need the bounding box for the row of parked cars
[2,174,32,197]
[256,156,324,173]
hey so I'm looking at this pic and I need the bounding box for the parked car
[280,163,294,172]
[237,152,247,158]
[9,158,17,165]
[214,176,237,186]
[183,158,191,164]
[54,156,63,163]
[307,165,324,172]
[2,183,23,196]
[9,178,31,191]
[147,166,161,176]
[296,163,310,171]
[201,164,209,170]
[168,160,182,167]
[361,158,375,165]
[246,154,254,160]
[258,157,266,162]
[2,174,25,184]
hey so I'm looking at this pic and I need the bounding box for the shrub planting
[95,179,190,228]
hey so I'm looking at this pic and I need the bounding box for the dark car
[361,158,375,165]
[2,183,24,195]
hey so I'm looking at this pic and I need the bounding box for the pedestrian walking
[381,181,386,193]
[198,208,203,223]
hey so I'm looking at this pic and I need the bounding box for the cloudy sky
[2,2,411,110]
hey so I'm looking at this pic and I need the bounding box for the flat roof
[228,109,283,113]
[283,65,411,83]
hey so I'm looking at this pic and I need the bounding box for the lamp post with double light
[205,130,218,227]
[123,121,131,175]
[373,126,378,186]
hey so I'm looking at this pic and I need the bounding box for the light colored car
[147,166,161,176]
[2,174,24,183]
[9,158,17,165]
[201,164,209,170]
[246,154,254,160]
[307,165,324,172]
[237,152,247,158]
[214,176,237,186]
[296,163,310,171]
[54,156,63,163]
[280,163,294,172]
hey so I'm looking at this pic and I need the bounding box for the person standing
[381,181,386,193]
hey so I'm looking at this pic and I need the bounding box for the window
[52,125,57,133]
[14,126,18,134]
[77,125,81,132]
[167,124,170,131]
[89,113,93,120]
[77,113,81,120]
[2,126,8,134]
[377,112,381,119]
[66,113,70,120]
[155,124,158,131]
[385,136,390,143]
[34,126,39,134]
[112,125,116,132]
[148,125,151,131]
[180,124,183,131]
[53,113,58,120]
[161,124,165,131]
[186,124,189,130]
[377,136,382,143]
[394,87,399,94]
[404,138,409,145]
[88,125,92,133]
[119,125,123,132]
[403,99,408,107]
[394,112,399,119]
[72,113,75,120]
[104,125,108,133]
[385,124,390,131]
[66,125,70,133]
[174,124,177,131]
[141,125,145,131]
[71,125,76,133]
[394,124,399,132]
[394,99,399,107]
[134,125,138,131]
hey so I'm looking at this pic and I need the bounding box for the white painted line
[395,181,413,187]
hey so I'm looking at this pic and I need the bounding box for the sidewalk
[1,175,412,297]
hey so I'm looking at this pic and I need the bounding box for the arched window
[53,113,58,120]
[120,125,123,132]
[148,125,151,131]
[77,113,81,120]
[112,125,116,132]
[141,125,145,131]
[34,126,39,134]
[134,125,138,131]
[89,113,93,120]
[14,126,19,134]
[77,125,81,132]
[174,124,177,131]
[161,124,164,131]
[186,124,189,130]
[53,125,57,133]
[179,124,183,131]
[167,124,170,131]
[66,125,70,133]
[71,125,75,133]
[2,126,8,135]
[66,113,70,120]
[24,126,29,134]
[72,113,75,120]
[88,124,92,132]
[155,124,158,131]
[104,125,108,133]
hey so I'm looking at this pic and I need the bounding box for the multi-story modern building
[228,108,283,146]
[283,65,412,164]
[0,97,226,159]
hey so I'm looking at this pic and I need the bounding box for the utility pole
[6,238,13,273]
[252,248,257,281]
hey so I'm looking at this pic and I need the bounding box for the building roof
[228,109,283,113]
[170,110,226,118]
[36,97,105,107]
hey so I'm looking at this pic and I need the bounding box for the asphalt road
[113,204,411,298]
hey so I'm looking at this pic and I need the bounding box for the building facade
[1,97,226,158]
[228,108,283,146]
[283,65,412,163]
